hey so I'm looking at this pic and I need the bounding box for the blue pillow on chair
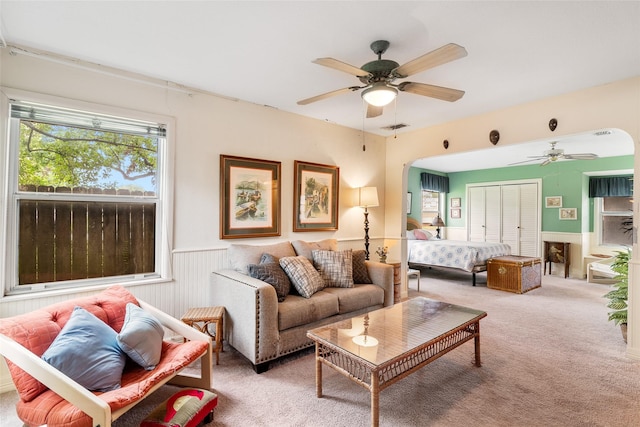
[117,303,164,370]
[42,306,126,391]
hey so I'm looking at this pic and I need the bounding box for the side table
[387,261,402,303]
[181,306,225,365]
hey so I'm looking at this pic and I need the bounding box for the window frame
[421,190,444,226]
[0,88,175,296]
[594,196,633,247]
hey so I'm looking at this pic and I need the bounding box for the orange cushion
[15,340,208,427]
[0,285,138,402]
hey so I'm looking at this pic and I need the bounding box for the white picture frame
[545,196,563,208]
[559,207,577,220]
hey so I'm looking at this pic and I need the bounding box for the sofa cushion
[279,256,324,298]
[117,303,164,370]
[352,250,372,284]
[321,284,385,314]
[227,241,296,274]
[248,261,291,302]
[291,239,337,261]
[277,291,339,331]
[41,306,126,392]
[312,249,354,288]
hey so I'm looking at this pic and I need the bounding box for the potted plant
[604,249,630,342]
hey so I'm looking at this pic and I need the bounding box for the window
[2,91,173,294]
[596,197,633,247]
[421,190,440,225]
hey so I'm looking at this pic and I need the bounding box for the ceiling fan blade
[563,153,599,160]
[508,158,545,166]
[297,86,361,105]
[313,58,371,78]
[398,82,465,102]
[393,43,467,78]
[540,159,552,166]
[366,104,383,118]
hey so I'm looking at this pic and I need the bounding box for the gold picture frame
[220,155,281,239]
[293,160,339,231]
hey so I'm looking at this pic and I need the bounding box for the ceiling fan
[509,141,599,166]
[297,40,467,118]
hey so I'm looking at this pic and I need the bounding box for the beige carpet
[2,269,639,426]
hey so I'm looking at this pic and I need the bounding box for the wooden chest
[487,256,542,294]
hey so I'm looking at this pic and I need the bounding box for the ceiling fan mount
[297,39,467,118]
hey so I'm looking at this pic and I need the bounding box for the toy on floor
[141,388,218,427]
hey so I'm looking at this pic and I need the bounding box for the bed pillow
[41,306,126,391]
[312,249,354,288]
[247,253,291,302]
[413,229,429,240]
[407,230,417,240]
[117,303,164,370]
[279,256,325,298]
[352,249,372,284]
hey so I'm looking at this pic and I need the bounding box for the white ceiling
[0,1,638,170]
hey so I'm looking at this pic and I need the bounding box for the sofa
[0,285,213,427]
[210,239,394,373]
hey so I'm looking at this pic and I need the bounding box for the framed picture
[407,192,412,214]
[451,197,461,208]
[545,196,563,208]
[559,207,577,220]
[293,160,339,231]
[451,208,461,219]
[220,155,281,239]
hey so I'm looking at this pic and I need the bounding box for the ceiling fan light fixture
[362,83,397,107]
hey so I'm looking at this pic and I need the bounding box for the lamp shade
[356,187,379,208]
[432,215,445,227]
[361,83,397,107]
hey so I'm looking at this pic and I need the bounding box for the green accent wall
[409,155,632,233]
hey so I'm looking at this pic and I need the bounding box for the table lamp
[432,214,445,239]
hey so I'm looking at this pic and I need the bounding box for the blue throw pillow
[117,303,164,370]
[42,306,126,391]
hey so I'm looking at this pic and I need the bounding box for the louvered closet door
[484,186,501,242]
[468,186,501,242]
[501,183,539,256]
[517,183,539,256]
[468,186,486,241]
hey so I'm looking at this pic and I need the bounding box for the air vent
[381,123,409,131]
[594,130,612,136]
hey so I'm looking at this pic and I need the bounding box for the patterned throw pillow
[352,249,372,284]
[312,249,354,288]
[247,253,291,302]
[279,256,324,298]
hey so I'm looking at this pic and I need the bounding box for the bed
[406,218,511,285]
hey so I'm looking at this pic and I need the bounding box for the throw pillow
[291,239,338,261]
[117,303,164,370]
[352,249,372,284]
[312,249,354,288]
[41,306,126,391]
[248,254,291,302]
[261,253,298,295]
[279,256,324,298]
[227,241,296,273]
[406,230,417,240]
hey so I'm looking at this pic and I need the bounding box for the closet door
[468,185,501,242]
[501,183,539,256]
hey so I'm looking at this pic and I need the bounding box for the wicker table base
[307,298,486,427]
[181,306,225,365]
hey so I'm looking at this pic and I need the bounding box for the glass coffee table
[307,297,487,427]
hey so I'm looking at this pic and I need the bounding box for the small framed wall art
[220,155,281,239]
[559,207,577,220]
[451,197,461,208]
[293,160,340,231]
[545,196,563,208]
[451,208,461,219]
